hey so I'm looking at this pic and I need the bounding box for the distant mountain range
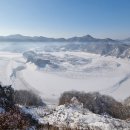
[121,38,130,43]
[0,34,127,43]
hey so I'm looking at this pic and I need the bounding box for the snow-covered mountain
[58,42,130,58]
[1,34,130,58]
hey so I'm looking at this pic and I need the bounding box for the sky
[0,0,130,39]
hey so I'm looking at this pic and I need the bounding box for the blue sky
[0,0,130,39]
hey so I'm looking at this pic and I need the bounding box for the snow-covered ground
[0,51,130,104]
[21,51,130,103]
[0,52,23,85]
[20,98,130,130]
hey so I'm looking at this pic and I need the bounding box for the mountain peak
[8,34,24,37]
[82,35,95,40]
[83,34,93,38]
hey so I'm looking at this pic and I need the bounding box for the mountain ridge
[0,34,120,42]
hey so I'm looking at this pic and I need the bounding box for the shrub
[0,84,14,110]
[59,91,130,119]
[0,107,35,129]
[14,90,45,106]
[124,96,130,106]
[0,85,41,129]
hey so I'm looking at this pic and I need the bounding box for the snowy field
[0,50,130,104]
